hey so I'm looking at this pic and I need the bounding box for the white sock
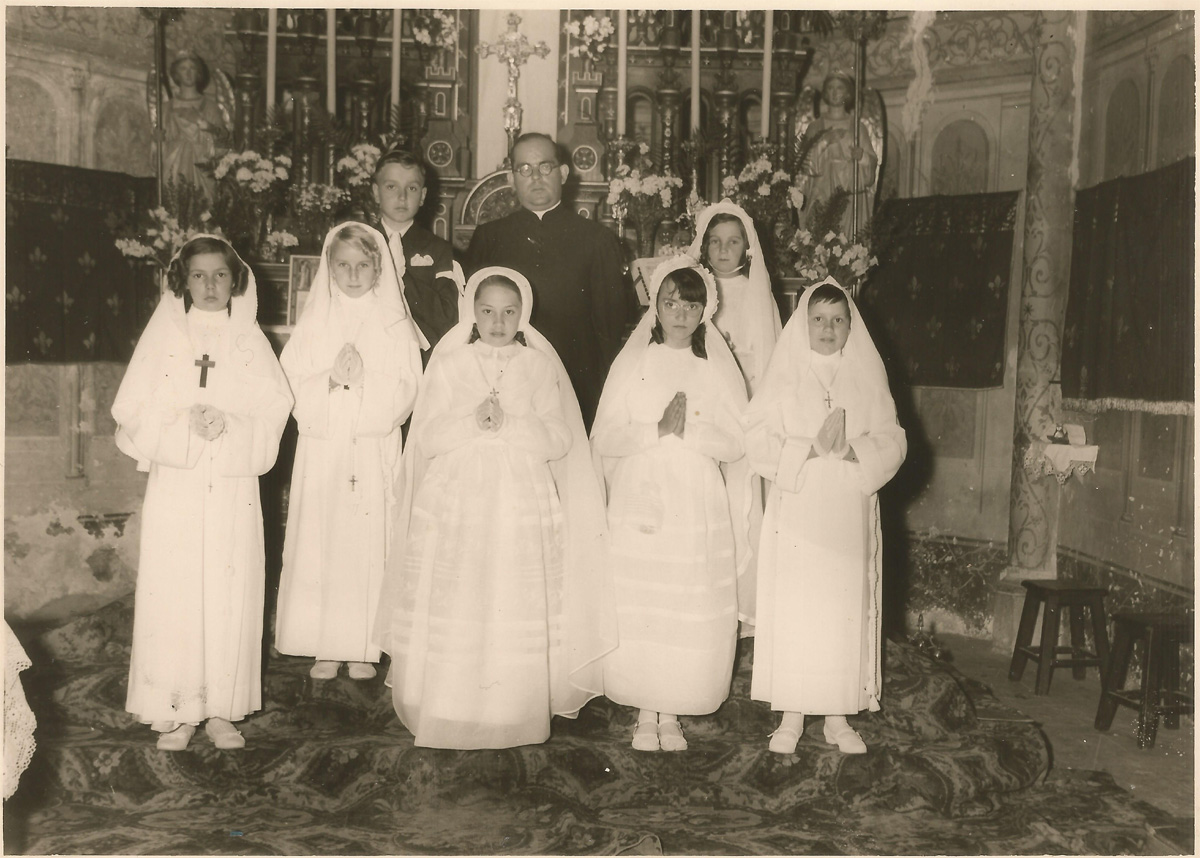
[637,708,658,725]
[659,713,679,725]
[779,711,804,733]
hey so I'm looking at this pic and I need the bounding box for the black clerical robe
[465,205,633,428]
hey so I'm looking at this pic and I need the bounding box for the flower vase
[636,218,658,258]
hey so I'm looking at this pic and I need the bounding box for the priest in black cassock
[465,133,635,428]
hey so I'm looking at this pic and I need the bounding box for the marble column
[1004,11,1081,584]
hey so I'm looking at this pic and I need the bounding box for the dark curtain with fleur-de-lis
[6,160,158,363]
[1061,157,1194,407]
[856,191,1020,389]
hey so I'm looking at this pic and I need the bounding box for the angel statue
[147,51,234,202]
[793,70,885,238]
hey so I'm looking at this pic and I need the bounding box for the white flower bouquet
[564,14,616,65]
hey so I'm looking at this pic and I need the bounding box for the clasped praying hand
[189,403,226,440]
[811,407,858,462]
[476,392,505,432]
[657,391,687,439]
[329,343,364,390]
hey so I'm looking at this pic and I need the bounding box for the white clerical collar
[529,202,561,220]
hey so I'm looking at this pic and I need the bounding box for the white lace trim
[5,623,36,800]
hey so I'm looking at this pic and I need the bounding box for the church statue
[794,71,885,239]
[147,51,234,202]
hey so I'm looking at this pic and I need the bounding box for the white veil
[687,199,783,394]
[591,254,760,625]
[375,265,616,715]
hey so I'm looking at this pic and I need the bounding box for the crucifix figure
[476,13,550,168]
[195,353,216,388]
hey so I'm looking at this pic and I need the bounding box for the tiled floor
[943,632,1194,849]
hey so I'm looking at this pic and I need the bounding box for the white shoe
[768,726,802,755]
[156,723,195,751]
[347,662,377,681]
[310,660,340,680]
[631,719,659,752]
[205,718,246,750]
[658,719,687,752]
[823,717,867,754]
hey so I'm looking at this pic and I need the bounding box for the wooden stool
[1094,611,1194,749]
[1008,580,1110,695]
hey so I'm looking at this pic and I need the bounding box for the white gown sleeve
[497,358,572,461]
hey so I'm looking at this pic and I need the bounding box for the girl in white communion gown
[592,256,757,752]
[375,267,615,750]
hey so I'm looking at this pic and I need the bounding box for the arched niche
[1156,54,1195,168]
[1103,78,1141,180]
[94,97,153,176]
[930,118,989,195]
[7,76,59,164]
[627,89,656,152]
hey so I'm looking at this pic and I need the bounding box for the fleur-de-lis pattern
[1060,157,1192,406]
[858,191,1019,388]
[7,159,158,363]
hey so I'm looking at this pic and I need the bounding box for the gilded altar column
[994,12,1084,647]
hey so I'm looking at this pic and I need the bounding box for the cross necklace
[811,363,840,412]
[195,354,216,388]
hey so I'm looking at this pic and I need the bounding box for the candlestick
[616,11,628,135]
[690,10,700,134]
[266,9,278,108]
[391,9,401,106]
[761,12,773,138]
[326,9,336,113]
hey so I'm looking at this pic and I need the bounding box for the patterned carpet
[4,596,1178,855]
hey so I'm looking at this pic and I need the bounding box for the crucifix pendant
[195,353,215,388]
[349,474,357,491]
[824,391,833,410]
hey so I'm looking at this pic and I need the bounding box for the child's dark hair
[651,268,708,359]
[809,283,851,316]
[167,236,248,313]
[468,275,527,346]
[373,148,427,185]
[699,213,750,276]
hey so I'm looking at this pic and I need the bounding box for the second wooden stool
[1008,580,1110,695]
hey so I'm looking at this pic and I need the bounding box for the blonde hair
[328,223,382,280]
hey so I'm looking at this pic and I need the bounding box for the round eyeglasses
[514,161,558,178]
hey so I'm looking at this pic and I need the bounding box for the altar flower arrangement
[115,206,216,271]
[607,156,684,256]
[208,150,292,259]
[410,9,459,60]
[115,178,218,270]
[563,14,616,65]
[262,229,300,263]
[286,182,351,250]
[336,143,382,216]
[721,155,800,236]
[789,227,878,291]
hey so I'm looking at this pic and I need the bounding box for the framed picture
[630,257,663,306]
[287,255,321,326]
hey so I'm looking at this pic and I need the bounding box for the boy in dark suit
[373,150,459,350]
